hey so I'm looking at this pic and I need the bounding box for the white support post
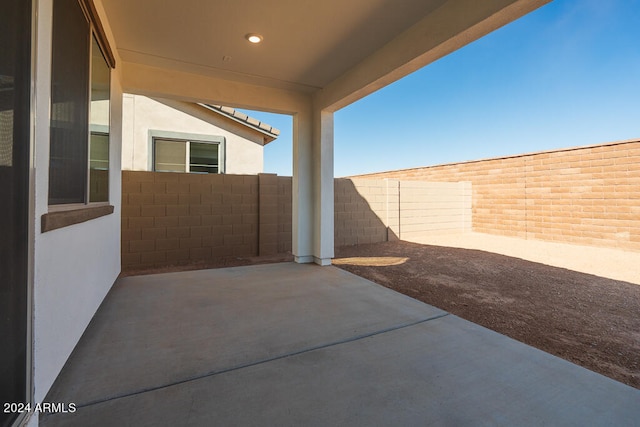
[313,109,334,265]
[291,106,334,266]
[292,108,314,263]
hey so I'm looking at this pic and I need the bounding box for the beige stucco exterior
[121,94,269,175]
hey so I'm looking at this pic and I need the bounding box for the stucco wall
[121,94,265,174]
[32,0,123,405]
[356,140,640,251]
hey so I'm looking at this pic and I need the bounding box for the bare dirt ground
[334,240,640,389]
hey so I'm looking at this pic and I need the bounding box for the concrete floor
[42,263,639,426]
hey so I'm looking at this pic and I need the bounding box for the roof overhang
[98,0,551,113]
[201,104,280,144]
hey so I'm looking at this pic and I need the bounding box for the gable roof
[200,104,280,144]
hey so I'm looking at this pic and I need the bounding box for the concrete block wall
[122,171,292,270]
[334,178,395,247]
[334,178,472,246]
[399,180,472,240]
[277,176,293,253]
[123,172,471,270]
[356,140,640,251]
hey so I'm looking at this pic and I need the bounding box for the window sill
[41,204,114,233]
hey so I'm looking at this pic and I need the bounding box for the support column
[292,106,334,265]
[312,109,334,265]
[292,108,314,263]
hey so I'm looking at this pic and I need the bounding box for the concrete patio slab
[42,263,640,426]
[44,263,445,407]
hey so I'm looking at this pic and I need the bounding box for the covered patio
[42,263,639,426]
[22,1,640,426]
[105,0,561,266]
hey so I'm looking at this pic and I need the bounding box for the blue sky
[243,0,640,177]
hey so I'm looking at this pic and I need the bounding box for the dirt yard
[334,240,640,390]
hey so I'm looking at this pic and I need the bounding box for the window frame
[149,130,226,174]
[43,0,115,230]
[48,0,92,206]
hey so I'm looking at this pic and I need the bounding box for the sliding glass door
[0,0,32,425]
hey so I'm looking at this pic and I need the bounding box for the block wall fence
[122,172,471,270]
[121,172,292,271]
[356,140,640,251]
[334,178,471,246]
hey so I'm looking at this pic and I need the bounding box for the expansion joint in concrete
[66,313,450,413]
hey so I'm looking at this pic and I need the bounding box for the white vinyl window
[152,133,225,174]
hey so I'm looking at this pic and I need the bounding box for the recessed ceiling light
[245,33,263,44]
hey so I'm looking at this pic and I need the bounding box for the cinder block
[128,217,155,229]
[122,205,141,218]
[127,193,154,206]
[212,204,232,215]
[156,238,180,251]
[190,247,212,261]
[259,242,278,256]
[130,239,155,253]
[141,227,167,240]
[243,213,259,224]
[140,251,166,265]
[260,223,278,236]
[178,173,201,184]
[190,183,211,194]
[232,223,253,235]
[179,237,202,249]
[141,182,166,194]
[223,234,243,246]
[153,172,181,183]
[202,234,224,247]
[121,252,141,267]
[222,215,243,226]
[208,247,228,257]
[121,228,141,242]
[231,244,256,256]
[190,204,212,216]
[130,171,157,183]
[166,227,191,239]
[141,205,166,217]
[232,203,255,215]
[211,183,229,194]
[166,205,189,217]
[212,225,233,236]
[242,194,258,205]
[201,193,223,204]
[154,216,180,228]
[178,193,201,205]
[165,182,190,194]
[201,215,223,226]
[122,181,141,194]
[223,193,243,205]
[166,248,190,263]
[154,193,179,205]
[231,183,251,194]
[190,225,212,237]
[179,216,201,227]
